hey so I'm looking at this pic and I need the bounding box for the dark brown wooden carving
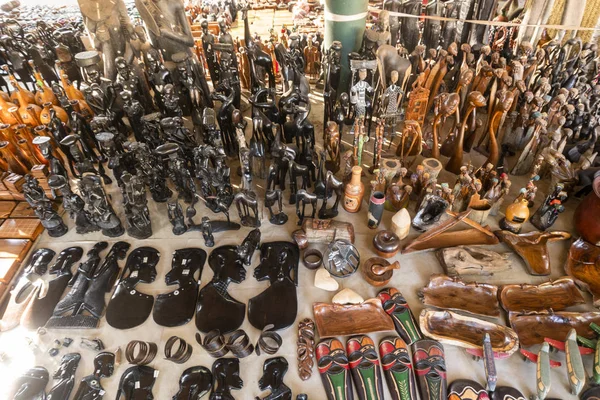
[419,309,519,357]
[403,210,498,254]
[509,311,600,346]
[419,274,500,317]
[499,277,585,312]
[495,230,571,276]
[313,298,395,338]
[565,238,600,307]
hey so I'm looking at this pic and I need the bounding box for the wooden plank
[0,201,16,218]
[9,202,36,218]
[0,219,43,240]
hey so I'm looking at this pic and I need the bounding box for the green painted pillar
[324,0,368,92]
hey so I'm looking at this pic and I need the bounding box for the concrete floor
[0,8,591,400]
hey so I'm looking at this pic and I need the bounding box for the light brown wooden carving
[420,309,519,357]
[495,230,571,276]
[509,311,600,346]
[419,274,500,317]
[499,277,585,312]
[403,210,498,254]
[292,218,355,249]
[565,238,600,307]
[437,246,512,277]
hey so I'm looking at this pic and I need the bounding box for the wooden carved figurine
[381,70,403,144]
[325,121,341,172]
[397,120,423,165]
[430,92,459,159]
[316,338,353,400]
[530,183,567,231]
[446,91,486,174]
[347,335,384,400]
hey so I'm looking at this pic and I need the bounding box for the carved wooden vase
[0,95,18,125]
[574,175,600,246]
[343,166,364,213]
[39,103,69,125]
[0,140,30,175]
[500,198,530,233]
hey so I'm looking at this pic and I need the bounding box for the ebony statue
[256,357,292,400]
[79,174,124,237]
[195,229,260,333]
[23,174,68,237]
[248,242,299,331]
[48,353,81,400]
[210,358,244,400]
[73,352,115,400]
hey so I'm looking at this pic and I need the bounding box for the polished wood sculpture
[509,311,600,346]
[419,274,500,317]
[482,90,514,168]
[574,175,600,245]
[437,246,511,277]
[565,238,600,307]
[420,309,519,358]
[445,91,486,174]
[313,298,395,338]
[499,277,585,312]
[292,218,355,250]
[430,92,459,159]
[403,210,498,254]
[495,230,571,276]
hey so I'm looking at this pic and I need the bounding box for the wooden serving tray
[510,311,600,346]
[419,274,500,317]
[420,308,519,357]
[313,298,395,337]
[500,277,585,312]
